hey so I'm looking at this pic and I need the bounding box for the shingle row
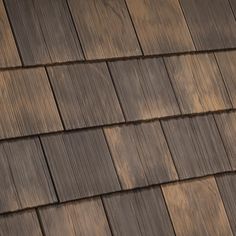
[1,0,236,67]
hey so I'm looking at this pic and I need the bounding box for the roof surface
[0,0,236,235]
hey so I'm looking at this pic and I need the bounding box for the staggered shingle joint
[1,0,236,235]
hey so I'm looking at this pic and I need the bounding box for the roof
[0,0,236,235]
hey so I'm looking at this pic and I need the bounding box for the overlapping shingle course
[1,0,236,235]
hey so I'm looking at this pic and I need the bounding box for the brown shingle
[162,115,231,179]
[0,210,42,236]
[180,0,236,50]
[0,68,63,139]
[109,58,180,121]
[215,51,236,107]
[5,0,84,65]
[162,177,233,236]
[47,63,124,129]
[216,173,236,234]
[39,198,111,236]
[41,129,120,201]
[68,0,141,59]
[104,121,178,189]
[103,187,175,236]
[0,0,21,67]
[0,137,56,213]
[214,111,236,169]
[126,0,194,55]
[165,53,232,114]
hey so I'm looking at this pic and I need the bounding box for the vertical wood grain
[126,0,195,55]
[39,198,111,236]
[162,115,231,179]
[162,177,233,236]
[47,63,124,129]
[41,129,121,201]
[104,121,178,189]
[165,53,232,114]
[0,0,21,67]
[68,0,141,59]
[0,68,63,139]
[103,187,175,236]
[109,58,180,121]
[180,0,236,50]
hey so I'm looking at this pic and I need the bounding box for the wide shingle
[0,68,63,139]
[39,198,111,236]
[109,58,180,121]
[0,0,21,67]
[103,187,175,236]
[0,137,56,213]
[68,0,141,59]
[162,177,233,236]
[126,0,194,55]
[47,63,124,129]
[104,121,178,189]
[180,0,236,50]
[165,54,232,114]
[5,0,84,65]
[162,115,231,179]
[0,210,42,236]
[41,129,120,201]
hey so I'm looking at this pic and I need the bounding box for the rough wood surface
[214,112,236,169]
[5,0,83,65]
[0,0,21,67]
[216,173,236,234]
[126,0,194,55]
[215,51,236,107]
[162,115,231,179]
[104,121,178,189]
[162,177,233,236]
[0,138,56,213]
[109,58,180,121]
[68,0,141,59]
[0,68,63,139]
[103,187,175,236]
[180,0,236,50]
[165,54,232,113]
[39,198,111,236]
[41,129,120,201]
[0,210,42,236]
[47,63,124,129]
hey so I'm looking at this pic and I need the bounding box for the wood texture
[214,112,236,169]
[162,177,233,236]
[0,0,21,67]
[47,63,124,129]
[104,121,178,189]
[216,173,236,234]
[41,129,120,201]
[162,115,231,179]
[165,54,232,114]
[39,198,111,236]
[180,0,236,50]
[0,210,42,236]
[126,0,194,55]
[109,58,180,121]
[103,187,175,236]
[0,138,56,213]
[0,68,63,139]
[5,0,83,65]
[230,0,236,16]
[68,0,141,59]
[215,51,236,107]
